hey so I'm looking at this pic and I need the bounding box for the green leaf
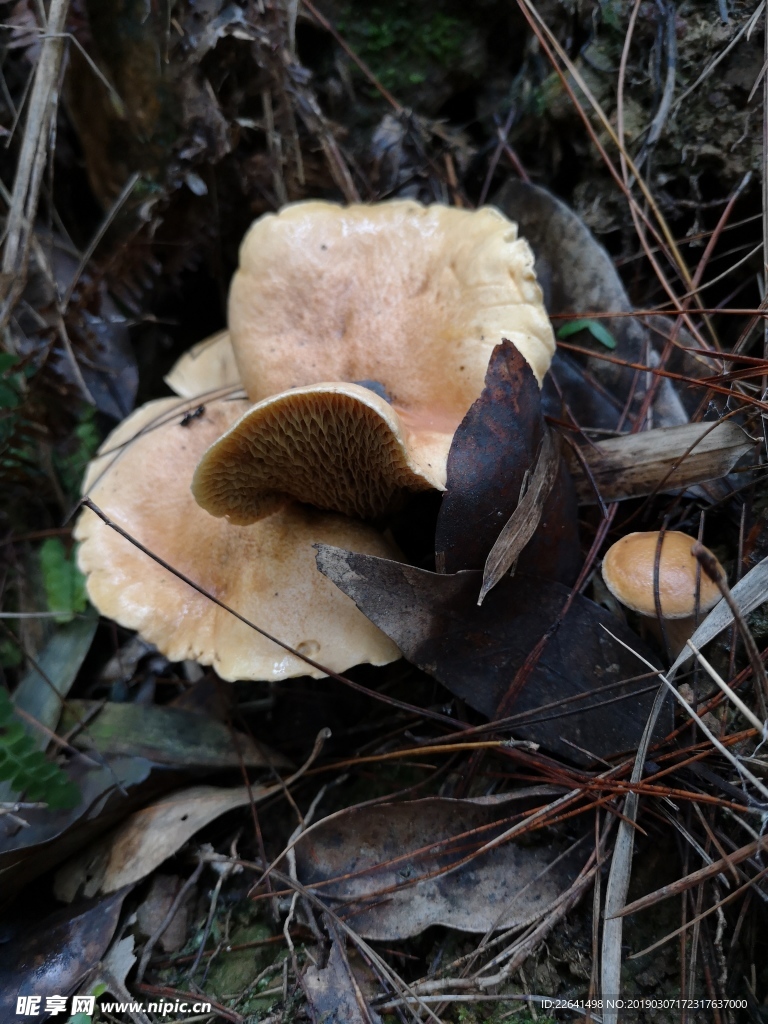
[0,353,19,373]
[19,749,47,769]
[0,380,21,409]
[0,688,81,807]
[39,538,88,624]
[4,720,27,745]
[38,779,80,808]
[556,317,617,349]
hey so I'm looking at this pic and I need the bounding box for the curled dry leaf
[316,547,670,765]
[670,550,768,676]
[290,794,584,941]
[434,340,580,586]
[54,783,280,901]
[0,891,126,1020]
[494,179,695,429]
[479,427,560,604]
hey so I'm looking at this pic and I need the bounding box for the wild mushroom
[192,199,556,522]
[192,382,450,522]
[75,395,400,681]
[77,200,555,680]
[601,530,724,658]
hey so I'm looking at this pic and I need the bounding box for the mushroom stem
[644,615,700,660]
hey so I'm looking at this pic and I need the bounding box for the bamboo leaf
[556,317,617,349]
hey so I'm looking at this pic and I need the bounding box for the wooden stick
[564,421,754,505]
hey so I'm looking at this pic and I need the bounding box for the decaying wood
[564,421,754,505]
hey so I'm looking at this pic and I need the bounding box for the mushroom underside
[192,383,453,523]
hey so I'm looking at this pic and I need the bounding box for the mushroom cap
[602,531,723,620]
[192,382,452,523]
[228,201,555,424]
[164,330,241,398]
[75,395,400,681]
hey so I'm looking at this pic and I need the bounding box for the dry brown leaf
[55,783,279,899]
[0,891,126,1019]
[291,794,584,940]
[479,427,559,604]
[303,934,382,1024]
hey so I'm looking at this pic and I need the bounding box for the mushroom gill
[192,382,450,523]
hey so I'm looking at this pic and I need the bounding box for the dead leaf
[136,875,191,954]
[97,636,155,687]
[494,179,693,429]
[479,427,560,604]
[84,934,152,1024]
[315,546,671,765]
[16,237,139,420]
[290,795,583,940]
[55,783,281,899]
[434,340,580,586]
[303,934,381,1024]
[60,700,291,770]
[0,891,126,1020]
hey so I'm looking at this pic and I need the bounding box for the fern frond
[0,689,80,809]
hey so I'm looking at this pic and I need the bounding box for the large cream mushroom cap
[602,531,723,620]
[192,382,452,523]
[75,395,400,681]
[229,201,554,410]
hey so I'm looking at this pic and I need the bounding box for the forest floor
[0,1,767,1022]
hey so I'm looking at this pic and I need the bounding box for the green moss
[336,1,468,97]
[203,920,281,1003]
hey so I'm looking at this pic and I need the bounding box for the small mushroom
[194,199,555,521]
[601,531,724,657]
[74,395,400,681]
